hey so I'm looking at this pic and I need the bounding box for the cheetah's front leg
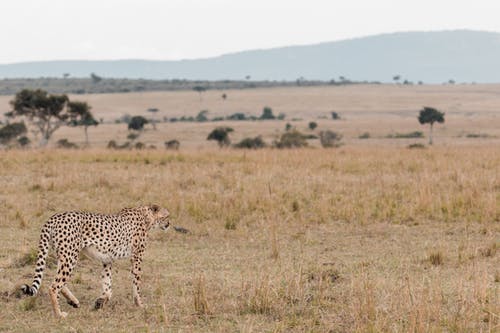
[131,255,144,307]
[94,263,113,309]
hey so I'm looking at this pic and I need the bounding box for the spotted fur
[20,205,170,318]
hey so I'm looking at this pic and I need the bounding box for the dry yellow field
[0,84,499,148]
[0,85,499,332]
[0,147,498,332]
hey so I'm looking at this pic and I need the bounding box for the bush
[128,116,148,130]
[107,140,131,149]
[386,131,424,139]
[359,132,370,139]
[56,138,78,149]
[331,112,340,120]
[227,113,247,121]
[196,110,209,122]
[234,136,266,149]
[308,122,318,130]
[0,122,27,144]
[319,130,342,148]
[408,143,426,149]
[274,130,308,148]
[17,136,30,147]
[260,107,275,120]
[207,127,234,147]
[165,139,180,150]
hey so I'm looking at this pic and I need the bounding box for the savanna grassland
[0,85,499,332]
[0,148,498,332]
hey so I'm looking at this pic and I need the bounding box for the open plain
[0,84,498,332]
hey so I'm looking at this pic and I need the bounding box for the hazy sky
[1,0,500,64]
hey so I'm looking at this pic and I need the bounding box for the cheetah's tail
[21,223,51,296]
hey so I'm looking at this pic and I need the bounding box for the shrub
[207,127,234,147]
[107,140,130,149]
[196,110,209,122]
[165,139,180,150]
[386,131,424,139]
[359,132,370,139]
[260,107,275,120]
[274,130,308,148]
[0,122,27,144]
[56,138,78,149]
[308,121,318,130]
[408,143,426,149]
[227,113,247,121]
[319,130,342,148]
[331,112,340,120]
[234,136,266,149]
[17,136,30,147]
[128,116,148,131]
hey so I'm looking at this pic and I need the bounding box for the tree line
[0,89,446,148]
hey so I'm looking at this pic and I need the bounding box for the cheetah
[20,205,171,318]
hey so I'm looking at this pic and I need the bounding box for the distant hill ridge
[1,30,500,83]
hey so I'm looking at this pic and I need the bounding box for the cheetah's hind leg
[61,286,80,308]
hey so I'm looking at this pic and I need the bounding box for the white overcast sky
[1,0,499,64]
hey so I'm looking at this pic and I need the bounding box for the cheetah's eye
[151,205,160,213]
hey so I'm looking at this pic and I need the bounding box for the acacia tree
[418,106,445,145]
[7,89,71,146]
[68,101,98,146]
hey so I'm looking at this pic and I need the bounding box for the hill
[1,30,500,83]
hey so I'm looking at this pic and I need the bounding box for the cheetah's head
[148,204,171,230]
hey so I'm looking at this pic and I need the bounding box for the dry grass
[0,146,498,332]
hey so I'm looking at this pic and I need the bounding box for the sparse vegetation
[319,130,342,148]
[0,122,27,145]
[207,127,234,147]
[0,148,497,332]
[260,106,276,120]
[331,111,341,120]
[127,115,148,131]
[6,89,89,146]
[308,121,318,130]
[418,106,445,145]
[165,139,180,150]
[386,131,424,139]
[234,136,266,149]
[274,130,308,148]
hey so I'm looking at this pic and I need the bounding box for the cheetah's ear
[151,204,160,213]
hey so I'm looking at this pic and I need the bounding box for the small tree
[393,75,401,84]
[308,121,318,130]
[68,101,98,146]
[196,110,209,122]
[207,127,233,147]
[418,107,445,145]
[128,116,149,131]
[221,93,227,101]
[7,89,71,146]
[260,106,275,120]
[193,86,207,101]
[331,112,340,120]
